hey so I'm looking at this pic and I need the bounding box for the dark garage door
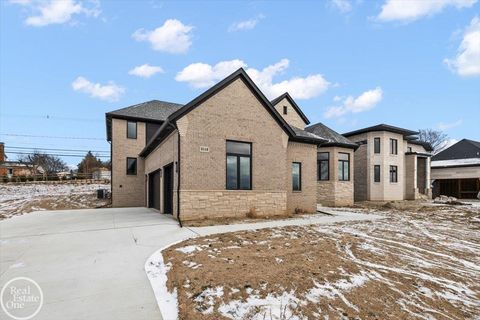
[148,170,161,210]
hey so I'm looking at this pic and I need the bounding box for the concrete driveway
[0,208,193,320]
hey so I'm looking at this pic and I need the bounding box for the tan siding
[272,97,307,129]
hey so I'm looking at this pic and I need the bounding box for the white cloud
[444,16,480,77]
[10,0,101,27]
[324,87,383,118]
[128,64,164,78]
[175,59,330,100]
[132,19,193,54]
[377,0,476,22]
[330,0,352,13]
[436,119,463,130]
[228,14,264,32]
[72,76,125,102]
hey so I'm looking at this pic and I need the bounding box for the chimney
[0,142,4,163]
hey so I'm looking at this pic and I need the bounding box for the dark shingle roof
[407,139,434,152]
[107,100,183,122]
[305,122,358,149]
[342,124,418,137]
[105,100,183,141]
[290,126,327,143]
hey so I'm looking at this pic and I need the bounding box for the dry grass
[163,204,480,319]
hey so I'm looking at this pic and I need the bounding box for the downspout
[172,122,183,228]
[109,140,112,205]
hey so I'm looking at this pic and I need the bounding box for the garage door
[148,170,161,210]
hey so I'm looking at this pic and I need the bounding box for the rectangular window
[338,152,350,181]
[126,157,137,175]
[317,152,329,181]
[374,165,381,182]
[292,162,301,191]
[374,137,381,154]
[283,106,288,115]
[407,146,412,152]
[226,140,251,190]
[390,165,398,183]
[127,121,137,139]
[390,138,398,155]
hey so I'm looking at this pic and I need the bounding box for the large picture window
[127,121,137,139]
[374,137,381,154]
[338,153,350,181]
[317,152,329,181]
[390,165,398,183]
[126,157,137,175]
[390,138,398,155]
[226,140,251,190]
[292,162,301,191]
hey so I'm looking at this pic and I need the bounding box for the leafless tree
[418,129,448,151]
[18,151,68,175]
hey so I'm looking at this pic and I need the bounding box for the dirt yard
[0,182,111,219]
[162,203,480,319]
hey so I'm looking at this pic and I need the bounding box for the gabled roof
[270,92,310,125]
[343,124,418,137]
[105,100,183,141]
[432,138,480,161]
[140,68,324,157]
[305,122,359,150]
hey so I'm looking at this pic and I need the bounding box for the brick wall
[272,97,307,129]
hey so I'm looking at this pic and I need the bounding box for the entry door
[163,163,174,214]
[148,170,161,210]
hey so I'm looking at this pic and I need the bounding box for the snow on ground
[152,204,480,319]
[0,182,110,219]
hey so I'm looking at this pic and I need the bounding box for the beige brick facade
[111,119,146,207]
[316,146,354,206]
[272,97,307,129]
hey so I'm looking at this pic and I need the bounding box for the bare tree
[418,129,448,152]
[18,151,68,175]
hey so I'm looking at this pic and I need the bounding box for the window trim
[126,157,137,175]
[374,137,381,154]
[283,106,288,115]
[390,165,398,183]
[338,152,350,181]
[292,162,302,191]
[127,121,137,139]
[317,152,330,181]
[374,165,381,183]
[390,138,398,155]
[226,140,252,190]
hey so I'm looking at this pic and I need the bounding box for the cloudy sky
[1,0,479,165]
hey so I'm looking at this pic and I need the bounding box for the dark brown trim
[292,162,302,191]
[126,121,137,139]
[343,124,418,137]
[317,152,329,181]
[126,157,137,175]
[226,140,252,190]
[338,152,350,181]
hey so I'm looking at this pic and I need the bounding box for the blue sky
[1,0,479,166]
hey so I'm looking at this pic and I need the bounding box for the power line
[0,113,103,122]
[5,151,110,158]
[0,133,105,140]
[6,146,110,153]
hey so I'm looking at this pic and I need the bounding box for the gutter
[172,122,183,228]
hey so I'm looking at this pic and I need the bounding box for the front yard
[158,203,480,319]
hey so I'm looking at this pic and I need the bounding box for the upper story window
[390,138,398,155]
[338,152,350,181]
[317,152,329,181]
[407,146,412,152]
[374,137,381,154]
[292,162,301,191]
[127,121,137,139]
[283,106,288,115]
[374,165,381,182]
[390,165,398,183]
[226,140,252,190]
[126,157,137,175]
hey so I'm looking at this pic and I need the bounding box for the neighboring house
[0,142,44,178]
[431,139,480,199]
[92,167,111,180]
[343,124,433,201]
[107,68,361,222]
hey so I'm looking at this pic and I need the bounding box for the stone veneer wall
[111,119,146,207]
[316,146,355,206]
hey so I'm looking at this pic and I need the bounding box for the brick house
[0,142,44,179]
[106,68,357,222]
[343,124,433,201]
